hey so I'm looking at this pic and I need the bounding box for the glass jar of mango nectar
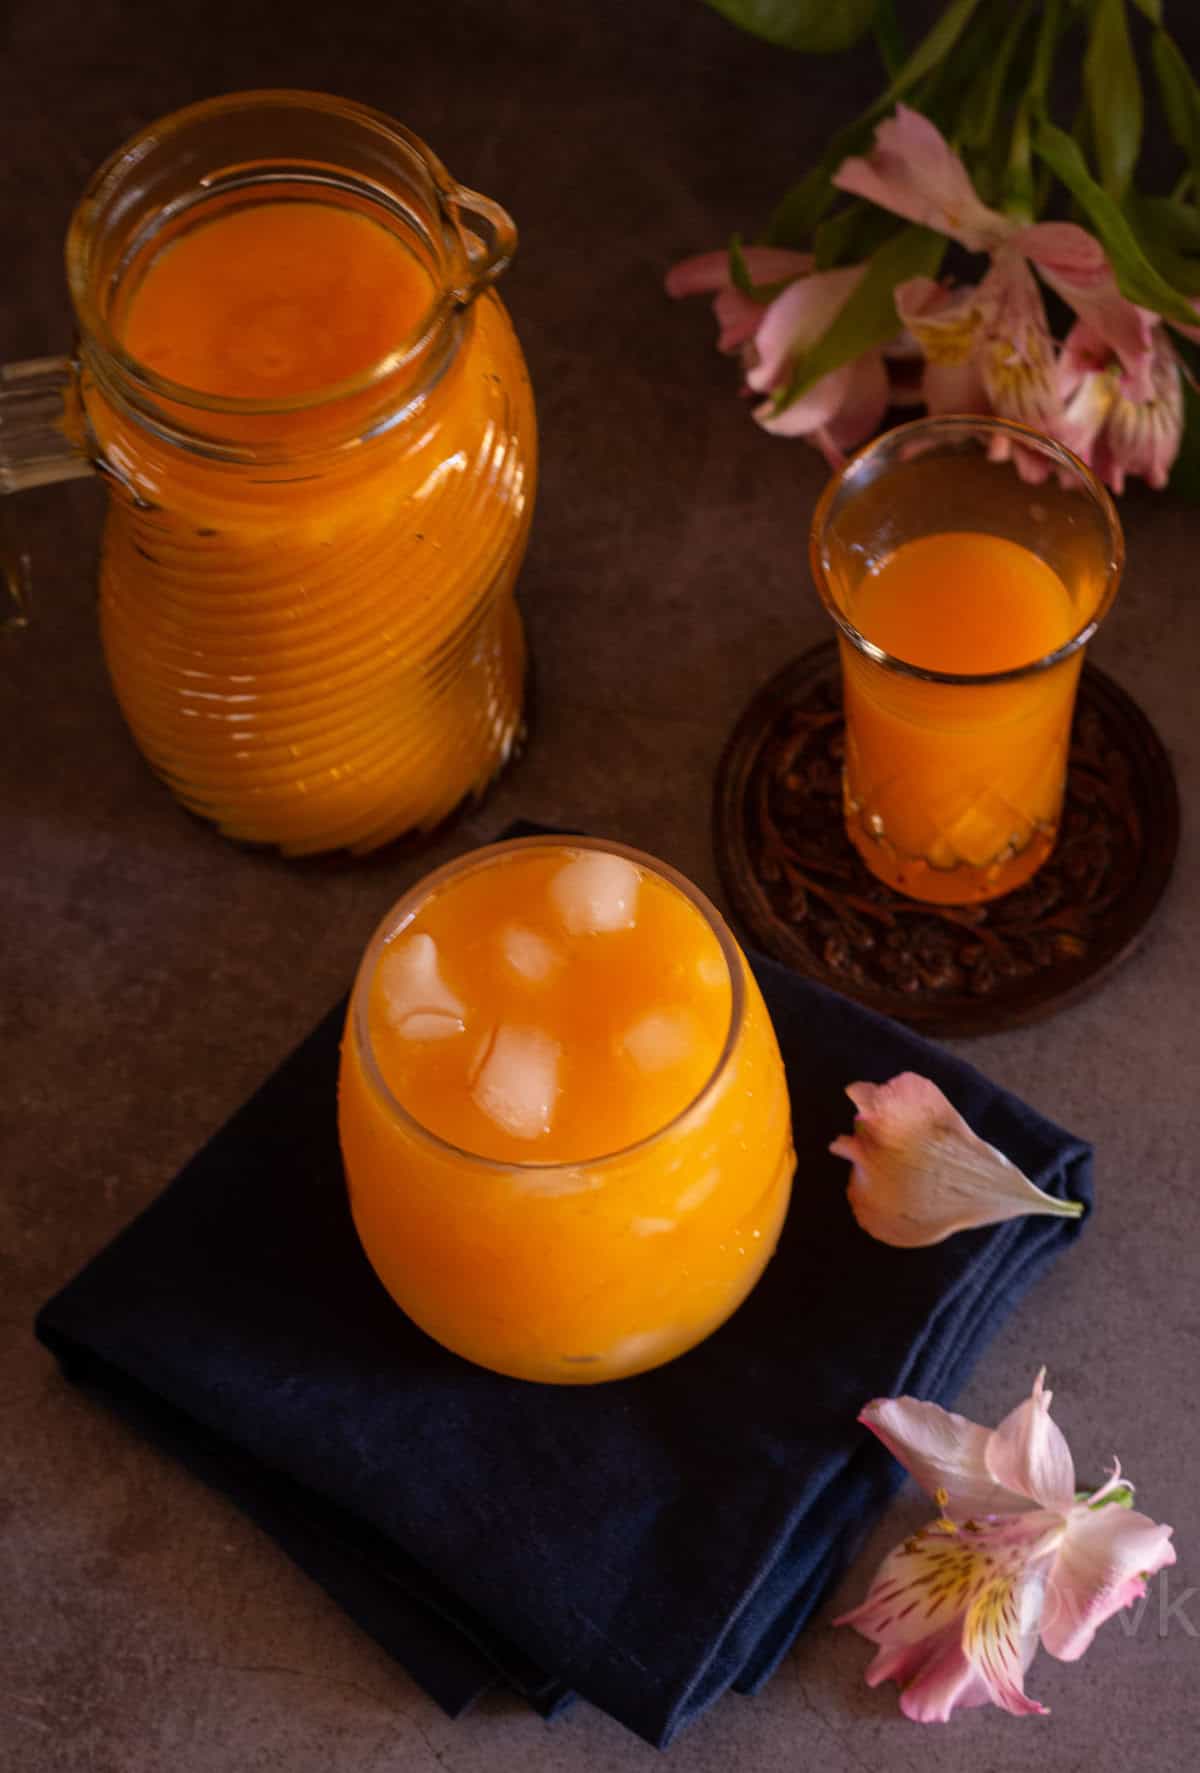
[0,91,536,854]
[338,836,796,1383]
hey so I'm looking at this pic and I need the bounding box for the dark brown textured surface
[2,4,1198,1769]
[714,645,1181,1035]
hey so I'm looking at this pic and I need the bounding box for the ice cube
[397,1011,465,1041]
[471,1025,561,1140]
[601,1328,675,1370]
[550,851,639,935]
[675,1167,721,1213]
[696,947,728,991]
[620,1008,696,1071]
[500,923,560,983]
[378,932,466,1041]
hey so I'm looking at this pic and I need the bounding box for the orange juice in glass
[338,837,796,1383]
[0,92,535,855]
[810,416,1123,905]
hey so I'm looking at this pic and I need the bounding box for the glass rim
[809,413,1125,687]
[348,835,747,1175]
[66,89,466,419]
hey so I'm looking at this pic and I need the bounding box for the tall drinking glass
[338,836,796,1383]
[810,416,1123,906]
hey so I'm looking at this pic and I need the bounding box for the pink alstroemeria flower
[834,106,1155,399]
[836,1372,1176,1722]
[665,247,889,468]
[1059,321,1185,494]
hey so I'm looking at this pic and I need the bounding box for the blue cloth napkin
[34,849,1092,1747]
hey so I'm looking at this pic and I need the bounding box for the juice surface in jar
[92,192,535,856]
[338,840,795,1383]
[840,530,1081,904]
[121,202,433,399]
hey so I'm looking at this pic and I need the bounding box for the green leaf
[1133,194,1200,252]
[728,234,755,296]
[1152,29,1200,191]
[1084,0,1142,199]
[1130,0,1162,21]
[868,0,987,98]
[910,0,1007,147]
[812,203,902,271]
[960,0,1033,153]
[725,233,803,305]
[1029,0,1066,109]
[767,0,985,243]
[872,0,904,79]
[1033,117,1200,325]
[1007,102,1035,221]
[700,0,876,53]
[773,225,946,412]
[1124,195,1200,294]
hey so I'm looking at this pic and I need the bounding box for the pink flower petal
[961,1562,1051,1717]
[752,364,853,437]
[894,275,987,364]
[1012,222,1156,402]
[1060,320,1113,382]
[893,1629,997,1722]
[860,1395,1030,1516]
[836,1534,984,1648]
[976,252,1066,436]
[838,1513,1056,1720]
[712,287,765,354]
[746,264,865,393]
[737,246,815,284]
[1057,329,1116,470]
[923,357,990,415]
[832,105,1009,253]
[664,246,812,298]
[810,424,852,471]
[1042,1503,1177,1661]
[1169,296,1200,344]
[664,249,734,298]
[831,1073,1082,1248]
[892,278,991,414]
[863,1623,997,1721]
[987,1370,1077,1512]
[825,348,891,452]
[1100,327,1184,492]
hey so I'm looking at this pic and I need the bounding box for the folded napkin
[35,830,1093,1747]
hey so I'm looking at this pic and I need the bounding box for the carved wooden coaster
[713,642,1180,1037]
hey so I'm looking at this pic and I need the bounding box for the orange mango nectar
[841,531,1080,904]
[92,198,533,854]
[338,842,796,1382]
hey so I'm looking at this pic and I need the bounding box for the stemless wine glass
[810,416,1124,906]
[338,836,796,1384]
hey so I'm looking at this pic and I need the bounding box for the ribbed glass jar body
[68,92,537,854]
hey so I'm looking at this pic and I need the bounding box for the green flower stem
[1029,0,1066,112]
[1078,1484,1136,1510]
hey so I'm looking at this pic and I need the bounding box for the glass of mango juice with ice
[338,837,796,1383]
[810,416,1124,906]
